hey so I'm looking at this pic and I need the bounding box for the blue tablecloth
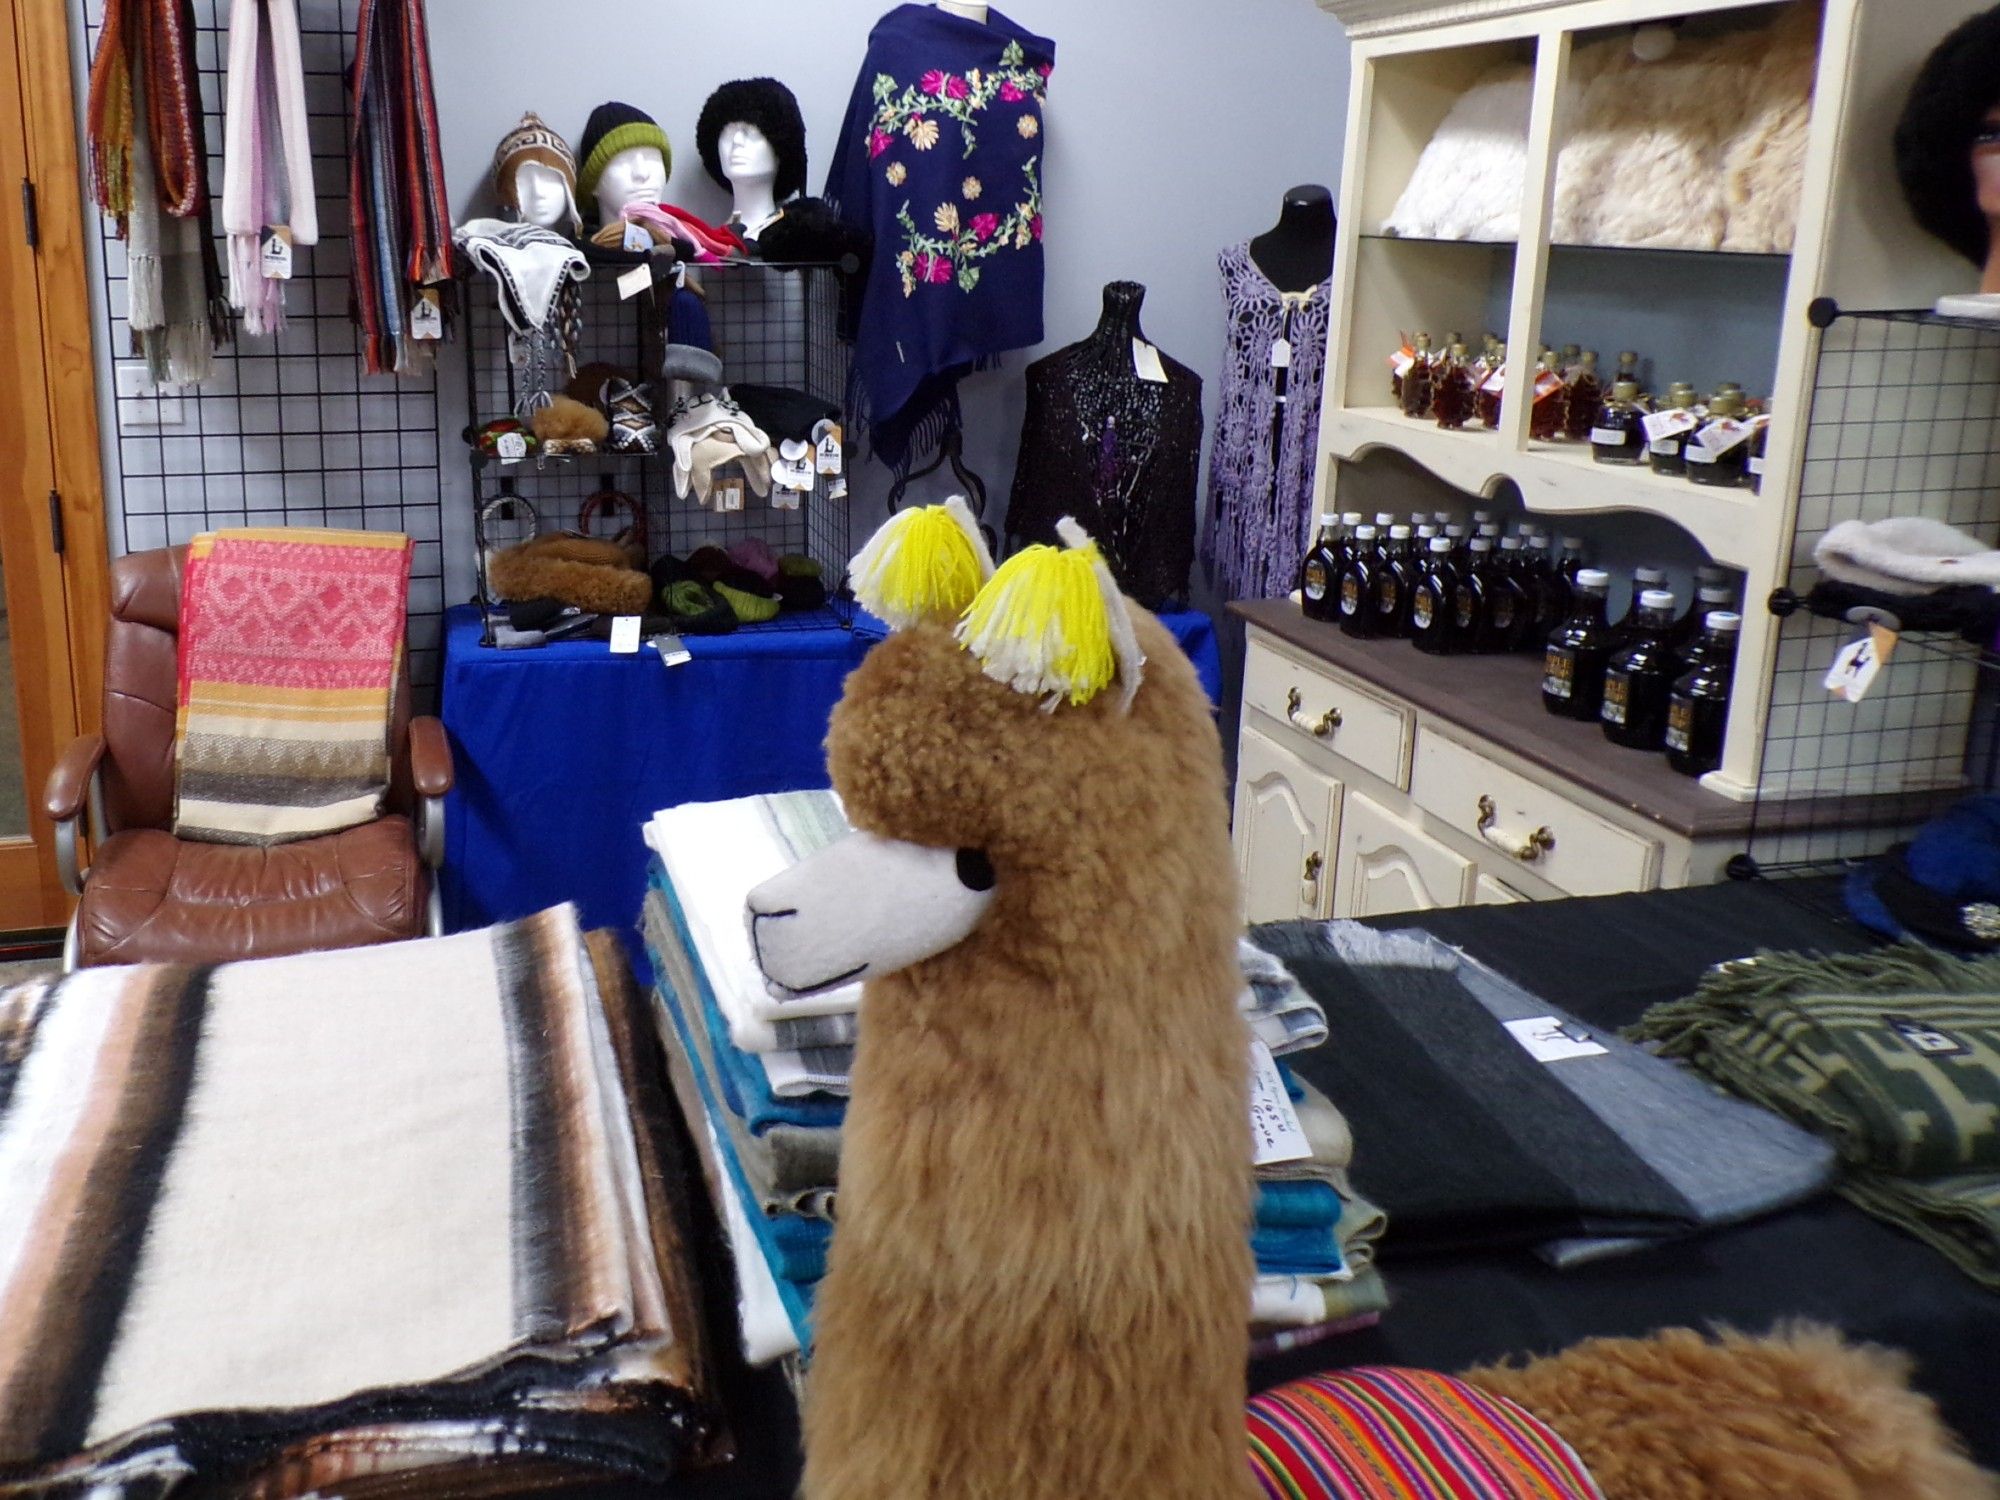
[439,603,1221,942]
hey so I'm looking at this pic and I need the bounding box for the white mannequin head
[512,160,574,230]
[594,144,667,224]
[718,121,781,234]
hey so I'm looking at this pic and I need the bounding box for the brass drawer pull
[1285,685,1342,739]
[1302,849,1324,906]
[1477,795,1555,862]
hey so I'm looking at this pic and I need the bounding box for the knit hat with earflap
[493,111,581,230]
[577,102,671,204]
[695,79,808,203]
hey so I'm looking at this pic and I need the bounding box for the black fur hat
[1894,6,2000,267]
[696,78,808,204]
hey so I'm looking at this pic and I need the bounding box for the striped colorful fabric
[173,526,412,845]
[1246,1369,1604,1500]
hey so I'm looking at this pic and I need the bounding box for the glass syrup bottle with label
[1454,537,1495,651]
[1338,525,1380,638]
[1646,385,1701,475]
[1543,567,1614,720]
[1528,348,1569,441]
[1523,533,1565,651]
[1614,565,1669,648]
[1476,342,1507,430]
[1409,536,1459,656]
[1685,391,1752,487]
[1300,512,1343,622]
[1400,333,1436,419]
[1746,405,1772,494]
[1563,350,1603,443]
[1434,341,1478,429]
[1666,611,1741,777]
[1669,566,1735,659]
[1375,524,1416,637]
[1556,535,1588,586]
[1601,589,1679,750]
[1589,378,1648,465]
[1487,535,1535,653]
[1614,349,1644,396]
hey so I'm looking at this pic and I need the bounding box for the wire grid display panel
[1746,310,2000,872]
[461,261,852,624]
[87,0,447,690]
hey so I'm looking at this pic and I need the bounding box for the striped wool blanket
[0,908,718,1495]
[1633,942,2000,1289]
[173,527,411,845]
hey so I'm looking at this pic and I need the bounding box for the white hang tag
[828,474,848,500]
[259,224,294,280]
[1270,337,1293,370]
[650,632,691,667]
[1694,417,1752,456]
[1641,408,1700,444]
[409,289,443,340]
[772,487,801,511]
[622,219,653,253]
[814,421,845,475]
[1481,368,1506,394]
[617,263,653,300]
[1390,349,1415,378]
[1247,1038,1311,1166]
[1825,626,1897,703]
[494,430,528,464]
[608,615,643,654]
[1504,1016,1609,1063]
[714,478,746,513]
[1132,337,1169,384]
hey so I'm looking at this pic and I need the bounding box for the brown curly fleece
[802,610,1256,1500]
[529,393,609,446]
[1464,1324,1998,1500]
[488,533,651,615]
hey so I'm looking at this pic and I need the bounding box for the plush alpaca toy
[746,500,1256,1500]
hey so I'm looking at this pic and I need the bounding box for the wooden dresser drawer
[1409,728,1660,897]
[1243,637,1412,788]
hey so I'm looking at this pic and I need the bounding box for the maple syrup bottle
[1669,567,1735,660]
[1587,378,1648,466]
[1601,589,1680,750]
[1409,536,1460,656]
[1528,349,1569,442]
[1485,535,1534,653]
[1476,342,1507,430]
[1338,525,1381,639]
[1400,333,1437,419]
[1646,386,1702,475]
[1434,341,1479,429]
[1615,565,1670,647]
[1375,524,1417,637]
[1445,522,1471,568]
[1336,512,1365,573]
[1300,512,1344,622]
[1746,406,1772,494]
[1555,535,1588,586]
[1543,567,1615,720]
[1391,335,1415,405]
[1522,533,1565,652]
[1454,537,1495,651]
[1685,391,1752,488]
[1614,349,1644,398]
[1666,611,1741,777]
[1563,350,1603,443]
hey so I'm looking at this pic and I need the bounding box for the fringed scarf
[222,0,318,335]
[88,0,230,385]
[347,0,454,376]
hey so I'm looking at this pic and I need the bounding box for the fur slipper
[1815,516,2000,594]
[489,533,653,616]
[530,393,609,455]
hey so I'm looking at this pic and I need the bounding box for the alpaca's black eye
[955,848,996,892]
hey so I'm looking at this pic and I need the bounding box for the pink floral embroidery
[945,75,971,100]
[1037,61,1052,78]
[868,128,893,159]
[970,211,1000,242]
[916,250,954,284]
[1030,213,1043,241]
[920,69,948,95]
[999,80,1024,103]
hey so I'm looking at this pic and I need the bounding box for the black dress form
[1005,281,1203,608]
[1250,184,1336,294]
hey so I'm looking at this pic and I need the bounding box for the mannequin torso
[1250,184,1336,293]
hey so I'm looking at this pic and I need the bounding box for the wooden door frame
[1,0,112,928]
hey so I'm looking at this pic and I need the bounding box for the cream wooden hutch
[1232,0,1992,923]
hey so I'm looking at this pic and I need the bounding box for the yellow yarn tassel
[848,499,991,629]
[957,538,1118,707]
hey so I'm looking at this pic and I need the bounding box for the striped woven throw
[1246,1369,1603,1500]
[173,527,412,845]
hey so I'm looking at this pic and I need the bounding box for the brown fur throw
[1465,1324,1998,1500]
[530,393,609,449]
[802,610,1255,1500]
[488,533,651,615]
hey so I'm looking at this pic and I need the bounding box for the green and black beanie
[577,101,672,203]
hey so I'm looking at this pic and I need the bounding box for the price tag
[814,420,845,475]
[617,263,653,300]
[494,430,527,464]
[1247,1038,1311,1166]
[1390,345,1415,377]
[608,615,642,654]
[622,219,652,253]
[1693,417,1752,456]
[1826,625,1899,703]
[1588,426,1628,447]
[650,632,692,667]
[409,289,443,340]
[714,478,745,513]
[828,474,848,501]
[1641,407,1700,444]
[1132,337,1169,383]
[1270,337,1292,370]
[1480,368,1506,394]
[259,224,293,280]
[1503,1016,1609,1063]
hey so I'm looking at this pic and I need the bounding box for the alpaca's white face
[744,832,997,998]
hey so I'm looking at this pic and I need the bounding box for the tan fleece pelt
[1719,2,1822,255]
[1464,1324,1999,1500]
[802,610,1256,1500]
[487,533,651,615]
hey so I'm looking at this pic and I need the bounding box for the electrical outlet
[115,362,187,425]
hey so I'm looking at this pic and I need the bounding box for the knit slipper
[777,554,823,579]
[659,579,738,635]
[714,581,782,624]
[606,378,658,454]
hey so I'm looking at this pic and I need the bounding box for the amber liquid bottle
[1528,350,1568,442]
[1666,611,1741,777]
[1400,334,1436,419]
[1453,537,1494,652]
[1338,525,1380,639]
[1409,536,1459,656]
[1590,378,1648,465]
[1646,385,1701,476]
[1375,525,1417,637]
[1542,568,1614,720]
[1522,534,1564,652]
[1601,590,1680,751]
[1300,512,1343,622]
[1434,341,1479,429]
[1487,535,1535,654]
[1476,342,1506,430]
[1562,350,1603,443]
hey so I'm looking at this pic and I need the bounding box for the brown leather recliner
[42,546,453,969]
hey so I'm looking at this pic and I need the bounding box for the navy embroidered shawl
[825,4,1054,464]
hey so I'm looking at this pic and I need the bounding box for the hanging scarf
[824,4,1054,469]
[222,0,318,335]
[348,0,454,376]
[453,218,589,416]
[89,0,229,385]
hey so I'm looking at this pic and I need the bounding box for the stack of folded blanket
[641,792,1388,1366]
[0,908,721,1496]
